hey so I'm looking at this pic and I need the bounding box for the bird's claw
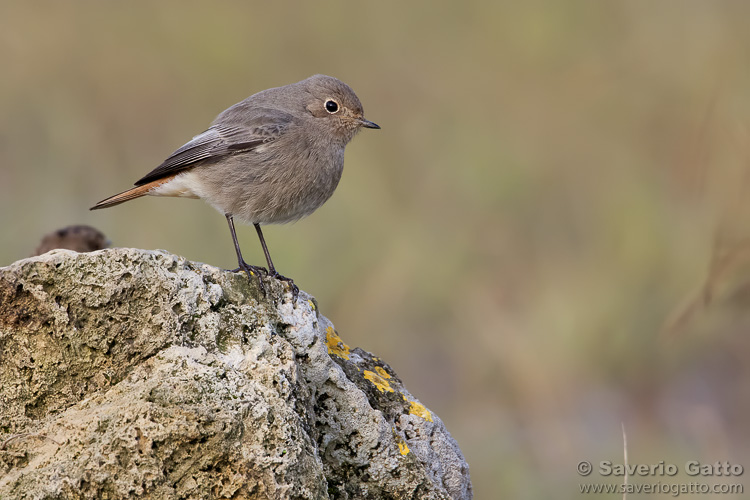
[231,263,297,301]
[233,261,268,295]
[270,272,299,301]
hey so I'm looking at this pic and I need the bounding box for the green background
[2,2,750,497]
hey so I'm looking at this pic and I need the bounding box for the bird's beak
[359,118,380,129]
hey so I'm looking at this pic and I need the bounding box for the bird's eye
[325,99,339,113]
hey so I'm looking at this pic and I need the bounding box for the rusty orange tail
[90,177,172,210]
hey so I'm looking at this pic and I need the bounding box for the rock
[0,248,472,499]
[31,225,110,256]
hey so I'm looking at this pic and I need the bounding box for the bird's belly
[234,173,340,225]
[188,152,344,225]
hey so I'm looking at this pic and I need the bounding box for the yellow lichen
[308,300,316,310]
[325,327,350,360]
[408,400,433,422]
[374,366,391,379]
[363,370,394,393]
[397,440,410,456]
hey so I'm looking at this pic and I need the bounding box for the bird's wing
[134,107,296,186]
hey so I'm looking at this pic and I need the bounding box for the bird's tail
[90,178,170,210]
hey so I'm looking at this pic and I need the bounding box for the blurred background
[2,1,750,498]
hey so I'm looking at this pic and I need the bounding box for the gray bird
[91,75,379,296]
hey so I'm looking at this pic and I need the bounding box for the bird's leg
[254,223,299,299]
[226,214,267,294]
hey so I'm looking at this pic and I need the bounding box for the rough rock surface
[0,248,472,499]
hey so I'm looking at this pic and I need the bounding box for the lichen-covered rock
[0,248,472,499]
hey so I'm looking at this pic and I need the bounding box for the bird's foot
[270,272,299,301]
[232,261,268,295]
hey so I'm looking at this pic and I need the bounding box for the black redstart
[91,75,379,296]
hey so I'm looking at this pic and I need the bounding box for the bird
[91,74,379,297]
